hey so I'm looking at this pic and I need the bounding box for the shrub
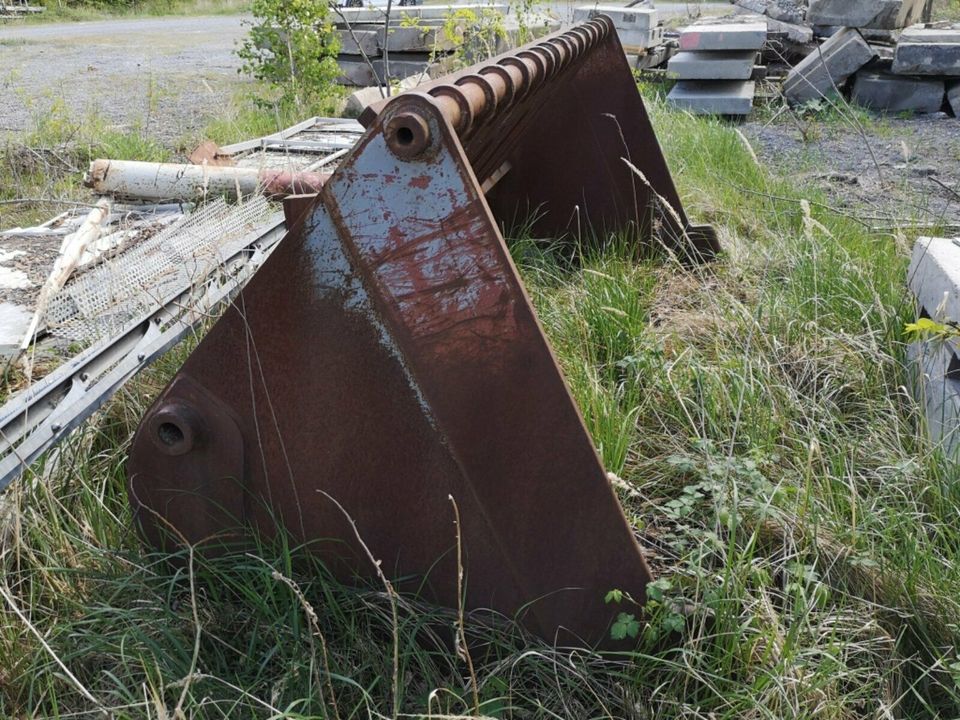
[237,0,340,111]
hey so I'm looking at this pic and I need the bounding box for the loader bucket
[127,17,714,647]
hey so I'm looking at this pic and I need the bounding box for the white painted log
[84,160,328,202]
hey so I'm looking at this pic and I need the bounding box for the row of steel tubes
[426,16,612,138]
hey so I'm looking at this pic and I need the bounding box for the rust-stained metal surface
[361,15,718,258]
[129,17,714,647]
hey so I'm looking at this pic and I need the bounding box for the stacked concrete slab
[333,5,559,86]
[666,16,766,115]
[572,5,665,69]
[893,23,960,75]
[862,22,960,116]
[807,0,928,31]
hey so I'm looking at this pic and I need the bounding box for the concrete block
[783,28,875,104]
[893,24,960,75]
[337,29,380,57]
[573,6,659,50]
[852,71,944,112]
[908,337,960,463]
[337,59,379,86]
[335,4,506,24]
[573,5,655,29]
[667,80,755,115]
[909,237,960,321]
[733,0,804,25]
[379,24,454,53]
[679,18,767,52]
[907,237,960,463]
[373,54,437,82]
[807,0,926,30]
[948,81,960,116]
[667,50,757,80]
[342,75,425,117]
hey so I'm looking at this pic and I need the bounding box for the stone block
[910,237,960,322]
[783,28,875,104]
[342,75,425,117]
[343,85,386,116]
[749,13,814,45]
[335,4,506,24]
[667,50,757,80]
[373,54,437,82]
[573,5,659,50]
[337,59,379,86]
[379,24,454,53]
[908,337,960,463]
[948,81,960,115]
[733,0,804,25]
[813,25,900,42]
[807,0,926,30]
[898,22,960,44]
[337,29,380,57]
[894,42,960,74]
[667,80,755,115]
[893,24,960,75]
[907,236,960,463]
[852,70,944,112]
[679,18,767,52]
[573,5,655,29]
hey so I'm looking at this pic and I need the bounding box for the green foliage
[610,612,641,641]
[905,316,960,339]
[439,7,507,67]
[236,0,340,111]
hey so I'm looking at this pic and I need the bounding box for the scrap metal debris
[0,117,360,489]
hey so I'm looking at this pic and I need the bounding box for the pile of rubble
[654,0,960,117]
[786,19,960,113]
[572,4,669,70]
[731,0,960,115]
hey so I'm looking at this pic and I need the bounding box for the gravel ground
[742,111,960,229]
[0,15,251,144]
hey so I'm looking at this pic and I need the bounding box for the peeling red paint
[408,174,431,189]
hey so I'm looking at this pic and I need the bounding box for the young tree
[238,0,341,111]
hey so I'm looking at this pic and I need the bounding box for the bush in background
[237,0,340,111]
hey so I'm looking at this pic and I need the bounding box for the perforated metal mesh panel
[46,197,277,343]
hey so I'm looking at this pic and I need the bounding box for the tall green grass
[3,93,960,718]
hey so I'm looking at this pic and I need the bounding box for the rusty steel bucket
[127,17,716,647]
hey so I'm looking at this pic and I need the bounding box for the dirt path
[0,14,250,143]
